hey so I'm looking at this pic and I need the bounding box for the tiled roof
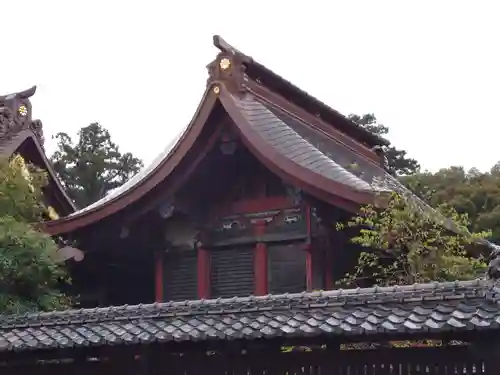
[232,93,379,192]
[230,92,500,247]
[0,279,499,353]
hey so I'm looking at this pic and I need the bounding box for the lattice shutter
[268,243,306,294]
[211,246,254,298]
[163,251,198,301]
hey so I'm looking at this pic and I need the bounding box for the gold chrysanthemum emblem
[18,105,28,117]
[219,58,231,71]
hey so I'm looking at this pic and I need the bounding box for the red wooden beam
[325,246,334,290]
[197,246,211,299]
[304,204,313,291]
[253,221,268,296]
[154,251,164,302]
[216,196,291,216]
[304,245,313,292]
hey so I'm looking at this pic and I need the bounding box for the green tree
[349,114,420,176]
[403,166,500,243]
[51,122,144,207]
[337,192,489,286]
[0,156,71,314]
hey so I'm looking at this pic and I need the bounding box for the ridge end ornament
[206,50,246,93]
[0,86,37,138]
[0,86,46,145]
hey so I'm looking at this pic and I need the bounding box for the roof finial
[0,86,36,103]
[0,86,42,143]
[213,35,236,54]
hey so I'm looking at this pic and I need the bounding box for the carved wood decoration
[164,215,200,251]
[205,207,309,247]
[206,46,247,93]
[0,86,45,145]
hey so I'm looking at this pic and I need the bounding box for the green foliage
[349,114,420,176]
[337,193,489,286]
[51,122,143,207]
[0,217,71,314]
[0,156,48,222]
[0,157,71,314]
[402,166,500,243]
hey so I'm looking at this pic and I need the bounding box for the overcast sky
[1,1,499,173]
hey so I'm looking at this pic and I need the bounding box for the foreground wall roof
[0,278,497,352]
[0,86,76,215]
[4,250,500,353]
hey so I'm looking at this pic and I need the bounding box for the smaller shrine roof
[0,86,76,215]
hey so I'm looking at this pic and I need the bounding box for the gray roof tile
[232,94,375,191]
[0,279,498,352]
[232,94,500,250]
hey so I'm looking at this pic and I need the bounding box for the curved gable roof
[0,87,76,216]
[42,36,394,236]
[40,37,500,255]
[43,83,386,235]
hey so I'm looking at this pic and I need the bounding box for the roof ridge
[0,86,36,102]
[212,35,388,147]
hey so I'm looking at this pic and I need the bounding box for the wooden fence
[0,343,495,375]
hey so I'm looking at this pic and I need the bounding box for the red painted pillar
[254,221,268,296]
[304,204,313,292]
[154,251,164,302]
[325,246,334,290]
[304,244,313,292]
[197,245,211,299]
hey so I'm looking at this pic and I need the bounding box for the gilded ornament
[219,58,231,71]
[213,86,220,94]
[18,105,28,117]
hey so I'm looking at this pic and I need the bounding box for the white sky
[1,1,499,173]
